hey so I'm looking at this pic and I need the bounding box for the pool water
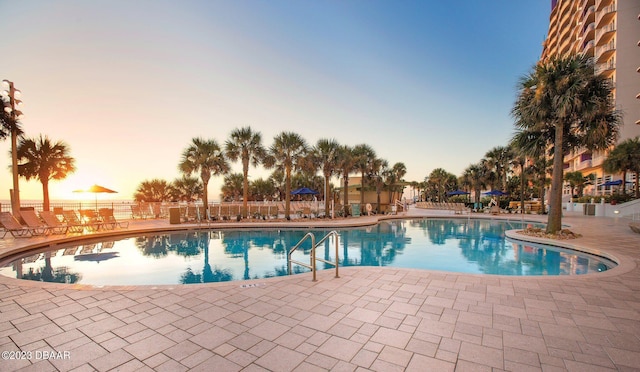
[0,219,615,285]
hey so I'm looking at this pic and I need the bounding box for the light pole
[2,79,23,219]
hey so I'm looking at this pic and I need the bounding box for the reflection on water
[0,219,615,285]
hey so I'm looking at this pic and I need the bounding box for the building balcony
[582,5,596,25]
[583,40,596,56]
[596,3,616,28]
[576,160,593,170]
[596,40,615,63]
[595,60,615,77]
[595,21,615,46]
[596,0,613,11]
[582,22,596,41]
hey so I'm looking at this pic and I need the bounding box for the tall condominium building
[541,0,640,196]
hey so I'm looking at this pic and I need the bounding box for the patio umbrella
[446,190,470,196]
[598,180,632,187]
[74,251,120,263]
[483,190,509,196]
[73,184,118,210]
[291,187,319,195]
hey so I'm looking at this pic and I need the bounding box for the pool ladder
[287,230,340,281]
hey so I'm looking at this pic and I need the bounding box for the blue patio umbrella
[598,180,632,187]
[483,190,509,196]
[291,187,319,195]
[446,190,470,196]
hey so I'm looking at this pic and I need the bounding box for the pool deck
[1,209,639,371]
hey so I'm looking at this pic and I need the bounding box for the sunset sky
[1,1,551,202]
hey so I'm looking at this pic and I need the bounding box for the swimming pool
[0,219,615,285]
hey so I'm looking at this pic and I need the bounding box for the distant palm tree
[353,144,376,207]
[268,170,286,202]
[426,168,457,202]
[604,137,640,198]
[309,139,340,217]
[221,173,244,201]
[369,157,388,213]
[484,146,513,191]
[461,163,487,206]
[511,129,553,213]
[134,179,174,202]
[16,135,76,211]
[385,162,407,205]
[508,148,528,213]
[563,171,586,199]
[179,137,229,211]
[249,178,276,201]
[225,127,267,218]
[264,132,307,219]
[335,145,356,216]
[513,55,621,232]
[172,175,202,202]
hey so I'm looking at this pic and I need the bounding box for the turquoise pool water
[0,219,615,285]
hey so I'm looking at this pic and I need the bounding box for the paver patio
[0,209,639,371]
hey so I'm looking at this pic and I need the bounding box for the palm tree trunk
[202,178,209,214]
[343,176,350,216]
[360,171,365,206]
[242,158,249,218]
[42,179,50,212]
[285,165,291,219]
[547,124,564,233]
[520,165,525,214]
[324,173,330,217]
[539,170,546,214]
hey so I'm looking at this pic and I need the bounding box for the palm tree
[134,179,174,202]
[335,145,356,216]
[172,175,202,202]
[249,178,276,201]
[508,148,528,213]
[385,162,407,206]
[309,139,340,217]
[563,171,586,199]
[2,85,25,218]
[268,170,286,202]
[353,144,376,207]
[512,54,621,233]
[426,168,457,202]
[484,146,513,191]
[264,132,307,219]
[220,173,244,201]
[225,127,267,218]
[511,128,553,213]
[369,157,388,213]
[16,135,76,211]
[604,137,640,198]
[179,137,229,211]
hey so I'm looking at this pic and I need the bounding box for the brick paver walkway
[1,210,639,371]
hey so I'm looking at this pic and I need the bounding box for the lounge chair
[79,209,105,230]
[0,212,36,238]
[21,209,64,235]
[98,208,129,229]
[39,211,70,233]
[63,210,99,231]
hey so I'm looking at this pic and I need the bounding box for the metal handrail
[288,230,340,281]
[314,231,340,280]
